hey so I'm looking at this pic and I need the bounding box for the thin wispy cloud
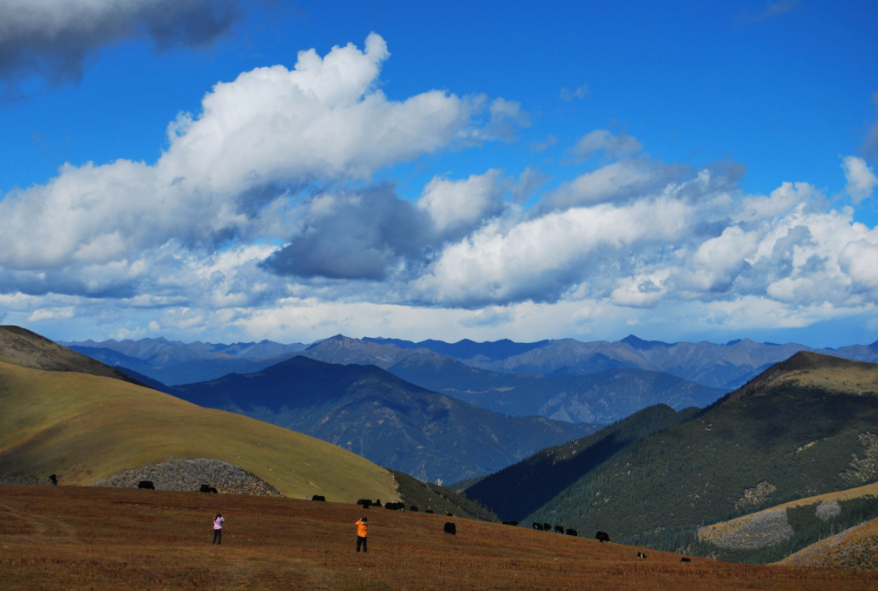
[737,0,801,24]
[560,84,589,102]
[863,93,878,162]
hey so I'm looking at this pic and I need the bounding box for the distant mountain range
[298,335,724,424]
[66,332,878,424]
[466,351,878,560]
[366,334,878,390]
[63,337,306,385]
[65,333,878,392]
[172,356,597,484]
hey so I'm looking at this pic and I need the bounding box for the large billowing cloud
[0,0,247,90]
[0,34,481,275]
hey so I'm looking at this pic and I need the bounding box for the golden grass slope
[781,517,878,570]
[0,360,398,503]
[698,481,878,549]
[731,351,878,401]
[0,325,135,383]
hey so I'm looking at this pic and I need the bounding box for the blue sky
[1,0,877,347]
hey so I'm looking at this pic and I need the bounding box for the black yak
[444,522,456,535]
[199,484,217,493]
[311,495,326,502]
[532,523,543,530]
[637,552,647,559]
[680,557,691,563]
[566,528,577,536]
[595,531,610,543]
[137,480,155,490]
[554,525,564,533]
[543,522,551,531]
[49,474,57,486]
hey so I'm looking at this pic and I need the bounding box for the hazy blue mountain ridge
[171,356,598,484]
[299,336,725,423]
[65,337,307,385]
[363,336,551,360]
[65,333,878,393]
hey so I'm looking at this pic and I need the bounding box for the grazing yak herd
[356,498,443,515]
[528,521,578,537]
[111,479,693,560]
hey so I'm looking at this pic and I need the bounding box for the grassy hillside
[781,515,878,570]
[465,404,699,521]
[173,356,596,484]
[0,360,398,503]
[627,486,878,564]
[3,485,876,591]
[390,469,499,522]
[521,352,878,544]
[0,325,139,384]
[707,480,878,520]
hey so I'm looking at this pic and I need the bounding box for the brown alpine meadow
[1,485,876,591]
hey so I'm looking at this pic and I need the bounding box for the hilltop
[0,325,141,385]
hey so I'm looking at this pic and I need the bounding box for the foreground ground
[1,486,876,590]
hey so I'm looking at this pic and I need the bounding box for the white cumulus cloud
[419,170,507,234]
[842,156,878,203]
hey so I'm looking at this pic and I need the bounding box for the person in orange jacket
[355,517,368,552]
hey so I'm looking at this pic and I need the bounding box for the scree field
[1,486,876,590]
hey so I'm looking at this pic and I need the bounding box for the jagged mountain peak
[620,334,672,350]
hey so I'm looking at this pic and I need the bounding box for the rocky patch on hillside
[93,458,281,496]
[735,481,777,509]
[841,433,878,486]
[698,509,794,550]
